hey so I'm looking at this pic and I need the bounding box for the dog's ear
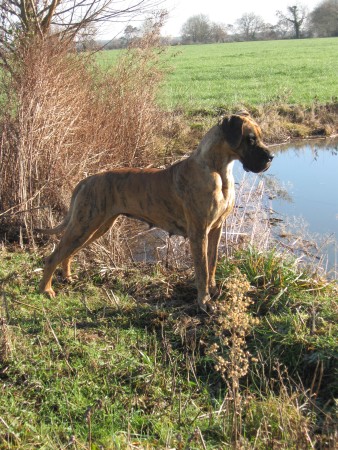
[220,115,244,149]
[236,109,250,118]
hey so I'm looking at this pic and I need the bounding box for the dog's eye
[249,134,256,145]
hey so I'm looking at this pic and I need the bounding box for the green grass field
[0,248,337,448]
[98,38,338,112]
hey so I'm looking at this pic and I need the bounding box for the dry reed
[0,23,167,243]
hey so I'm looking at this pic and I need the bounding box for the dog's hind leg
[61,216,118,282]
[39,220,106,298]
[61,257,75,282]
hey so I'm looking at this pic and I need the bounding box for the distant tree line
[180,1,338,44]
[179,1,338,44]
[98,0,338,50]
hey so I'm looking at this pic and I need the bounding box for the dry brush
[0,29,166,243]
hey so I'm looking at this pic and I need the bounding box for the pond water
[252,138,338,274]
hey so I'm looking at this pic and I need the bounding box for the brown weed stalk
[207,268,258,444]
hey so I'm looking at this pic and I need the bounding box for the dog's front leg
[207,225,223,297]
[189,230,211,310]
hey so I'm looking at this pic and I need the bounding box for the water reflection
[263,137,338,275]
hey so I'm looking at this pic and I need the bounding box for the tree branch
[40,0,62,32]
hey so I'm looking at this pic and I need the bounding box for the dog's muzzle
[242,148,274,174]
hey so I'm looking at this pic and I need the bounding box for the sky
[98,0,322,39]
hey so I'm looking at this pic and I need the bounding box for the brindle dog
[39,113,273,310]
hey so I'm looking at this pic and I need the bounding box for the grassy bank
[0,246,337,448]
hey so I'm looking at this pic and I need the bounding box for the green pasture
[98,37,338,112]
[0,248,336,448]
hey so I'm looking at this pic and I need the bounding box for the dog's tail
[35,179,84,236]
[35,218,69,236]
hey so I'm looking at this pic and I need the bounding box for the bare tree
[181,14,211,43]
[0,0,162,69]
[210,22,228,43]
[123,24,140,46]
[276,4,308,39]
[274,16,294,38]
[310,0,338,37]
[76,24,99,51]
[236,13,265,40]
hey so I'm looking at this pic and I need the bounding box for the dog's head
[220,113,273,173]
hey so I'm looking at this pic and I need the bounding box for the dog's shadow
[136,278,198,310]
[73,270,205,332]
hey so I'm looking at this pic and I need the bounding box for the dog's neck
[193,125,236,182]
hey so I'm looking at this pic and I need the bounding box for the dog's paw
[39,281,56,299]
[197,294,215,314]
[63,275,78,284]
[209,285,221,299]
[41,288,56,299]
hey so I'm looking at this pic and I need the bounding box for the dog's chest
[221,188,235,217]
[205,172,236,225]
[218,179,236,219]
